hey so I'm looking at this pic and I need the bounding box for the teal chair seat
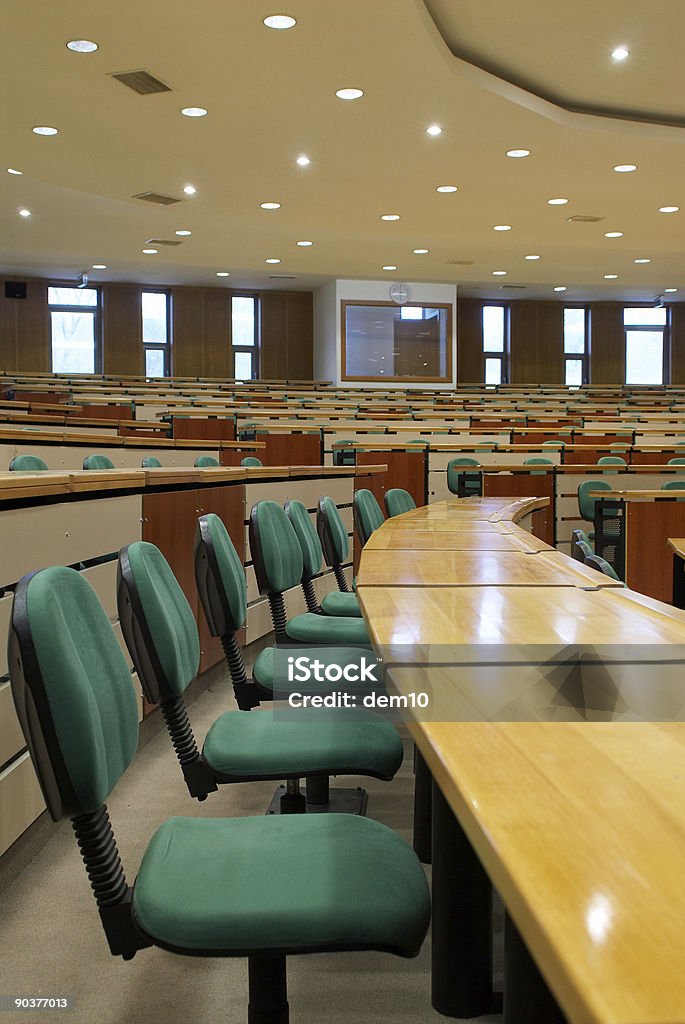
[320,591,363,617]
[83,453,115,470]
[195,455,219,467]
[241,456,263,467]
[252,646,375,697]
[132,813,430,954]
[285,612,369,645]
[597,456,626,466]
[9,454,48,471]
[142,456,162,468]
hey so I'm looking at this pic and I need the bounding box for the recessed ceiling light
[524,254,540,260]
[336,88,363,100]
[506,149,530,158]
[604,274,618,279]
[181,107,208,118]
[612,46,629,61]
[92,264,107,270]
[547,198,568,205]
[492,271,507,276]
[413,248,429,254]
[66,39,98,53]
[659,206,680,213]
[613,164,636,173]
[554,286,567,292]
[175,229,192,236]
[7,167,22,175]
[436,185,458,193]
[32,126,58,136]
[296,155,310,166]
[493,224,512,231]
[216,271,230,277]
[296,240,313,246]
[426,125,442,136]
[18,209,31,218]
[183,185,197,195]
[265,258,281,264]
[382,265,397,271]
[605,231,623,238]
[261,202,281,210]
[665,288,678,293]
[634,258,651,264]
[142,248,158,254]
[264,14,296,29]
[381,214,400,221]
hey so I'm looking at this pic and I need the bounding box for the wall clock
[389,282,410,305]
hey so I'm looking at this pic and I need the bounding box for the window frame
[48,284,102,375]
[481,302,510,385]
[141,289,171,378]
[563,305,590,386]
[231,293,260,380]
[623,305,670,386]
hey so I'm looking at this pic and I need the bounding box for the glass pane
[51,311,95,373]
[485,357,502,385]
[565,358,583,386]
[232,296,256,346]
[625,330,664,385]
[48,286,97,307]
[624,307,667,326]
[145,348,166,377]
[563,308,586,353]
[483,306,504,352]
[400,306,423,320]
[234,351,253,380]
[344,304,449,378]
[142,292,167,344]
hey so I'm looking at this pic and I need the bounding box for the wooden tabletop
[589,489,685,499]
[667,537,685,559]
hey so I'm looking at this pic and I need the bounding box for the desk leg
[413,747,432,864]
[504,914,566,1024]
[673,554,685,609]
[431,780,493,1017]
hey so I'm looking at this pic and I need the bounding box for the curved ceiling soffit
[417,0,685,143]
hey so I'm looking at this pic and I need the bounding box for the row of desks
[356,497,685,1024]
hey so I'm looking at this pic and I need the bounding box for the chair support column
[247,954,289,1024]
[333,565,350,592]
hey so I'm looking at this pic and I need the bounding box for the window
[48,286,100,374]
[232,295,258,379]
[563,307,588,385]
[624,307,668,385]
[482,304,508,384]
[341,302,452,381]
[142,291,169,377]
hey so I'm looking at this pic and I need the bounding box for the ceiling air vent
[111,70,172,95]
[566,214,604,223]
[446,259,474,265]
[145,237,183,246]
[132,192,180,206]
[500,284,526,289]
[269,274,297,279]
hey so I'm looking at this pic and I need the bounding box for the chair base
[266,785,368,816]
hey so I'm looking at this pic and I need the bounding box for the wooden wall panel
[284,291,314,378]
[203,289,232,379]
[456,298,483,383]
[260,292,288,379]
[535,302,565,385]
[670,304,685,385]
[590,302,624,384]
[171,288,209,378]
[0,277,49,372]
[103,285,142,376]
[509,302,539,384]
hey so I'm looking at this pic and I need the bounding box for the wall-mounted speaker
[4,281,27,299]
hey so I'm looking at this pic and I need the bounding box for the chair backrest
[667,458,685,466]
[9,454,48,471]
[194,455,219,467]
[240,456,263,467]
[333,440,356,466]
[9,566,138,820]
[597,456,626,466]
[661,480,685,492]
[542,440,565,448]
[117,542,200,704]
[141,456,162,468]
[523,457,553,466]
[576,539,594,561]
[83,454,115,471]
[385,488,416,517]
[447,458,481,496]
[571,528,592,562]
[194,514,247,636]
[577,479,611,522]
[249,501,304,595]
[584,553,622,582]
[406,438,427,453]
[354,489,385,547]
[317,496,350,568]
[285,499,323,579]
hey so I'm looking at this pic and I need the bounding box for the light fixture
[604,274,618,279]
[261,202,281,210]
[612,46,629,61]
[216,271,230,277]
[506,149,530,158]
[381,214,400,221]
[613,164,636,173]
[554,286,567,292]
[296,155,310,166]
[634,258,651,264]
[7,167,22,175]
[32,126,58,136]
[66,39,98,53]
[413,248,429,254]
[665,288,678,293]
[18,208,31,218]
[175,229,192,236]
[382,265,397,271]
[547,198,568,205]
[264,14,296,29]
[335,88,363,100]
[265,258,281,264]
[181,107,208,118]
[436,185,457,193]
[493,224,511,231]
[605,231,623,238]
[296,240,313,246]
[183,185,197,195]
[142,248,158,254]
[659,206,679,213]
[492,271,507,276]
[426,125,442,136]
[92,264,107,270]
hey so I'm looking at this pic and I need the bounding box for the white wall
[313,279,457,389]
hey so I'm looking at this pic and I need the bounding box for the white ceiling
[1,0,684,301]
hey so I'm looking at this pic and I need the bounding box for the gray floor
[0,661,502,1024]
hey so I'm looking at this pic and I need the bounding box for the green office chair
[354,489,385,547]
[584,552,624,583]
[575,539,594,562]
[119,538,400,813]
[542,440,565,448]
[405,438,427,453]
[523,457,553,476]
[661,480,685,502]
[667,458,685,466]
[571,528,593,562]
[141,456,161,468]
[333,440,356,466]
[384,488,416,517]
[241,456,263,467]
[577,479,612,539]
[9,565,430,1022]
[8,454,48,471]
[597,456,626,466]
[447,457,481,497]
[83,453,115,470]
[195,455,219,467]
[317,496,354,592]
[285,500,362,618]
[250,501,370,645]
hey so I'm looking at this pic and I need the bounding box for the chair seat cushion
[285,613,369,645]
[202,707,403,780]
[132,814,430,954]
[321,591,362,617]
[253,646,377,695]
